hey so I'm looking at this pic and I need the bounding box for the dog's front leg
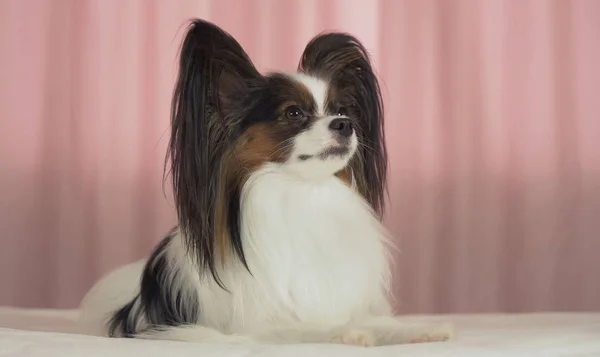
[246,322,376,346]
[358,315,455,346]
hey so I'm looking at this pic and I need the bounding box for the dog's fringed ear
[298,33,388,217]
[167,19,260,287]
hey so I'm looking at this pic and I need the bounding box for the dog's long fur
[78,19,452,346]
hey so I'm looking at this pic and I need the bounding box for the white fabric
[1,307,599,357]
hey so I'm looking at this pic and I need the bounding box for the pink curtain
[1,0,599,313]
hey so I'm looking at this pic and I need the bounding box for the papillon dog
[78,19,453,346]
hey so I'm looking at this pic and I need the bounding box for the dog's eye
[336,107,348,116]
[285,106,305,120]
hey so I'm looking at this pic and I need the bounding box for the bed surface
[1,307,599,357]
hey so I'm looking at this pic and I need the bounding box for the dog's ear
[167,20,260,287]
[176,19,260,121]
[299,33,387,216]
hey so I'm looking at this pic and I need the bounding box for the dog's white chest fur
[199,165,391,333]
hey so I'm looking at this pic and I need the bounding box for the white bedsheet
[0,307,599,357]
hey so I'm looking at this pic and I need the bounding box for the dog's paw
[330,328,375,347]
[392,322,455,345]
[408,328,452,343]
[365,317,455,346]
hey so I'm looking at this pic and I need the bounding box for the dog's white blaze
[291,73,328,115]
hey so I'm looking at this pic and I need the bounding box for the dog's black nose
[328,118,353,138]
